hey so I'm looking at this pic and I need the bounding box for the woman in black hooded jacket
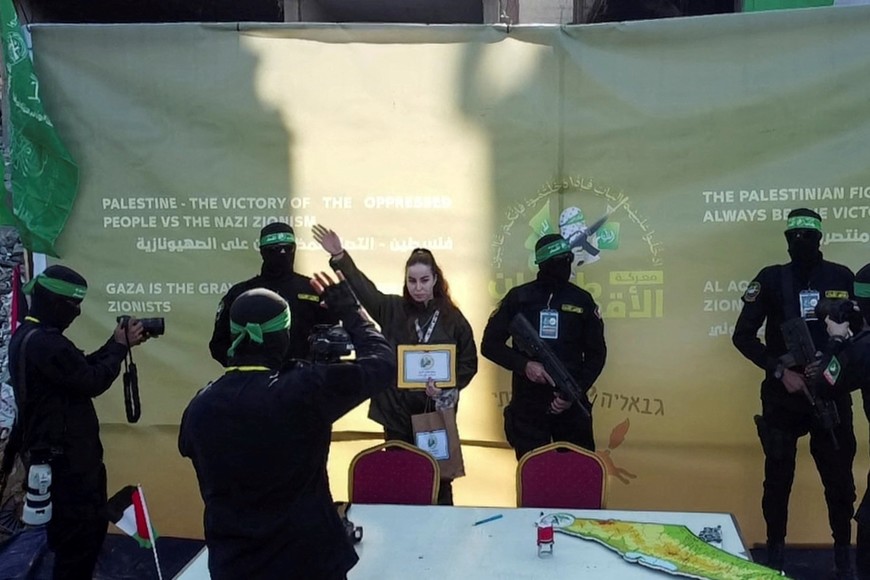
[314,224,478,505]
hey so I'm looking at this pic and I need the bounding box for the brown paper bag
[411,407,465,479]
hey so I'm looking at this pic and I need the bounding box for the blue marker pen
[472,514,504,527]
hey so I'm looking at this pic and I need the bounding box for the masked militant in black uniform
[482,233,606,460]
[733,208,856,576]
[3,266,146,580]
[180,273,395,580]
[807,264,870,578]
[209,223,335,365]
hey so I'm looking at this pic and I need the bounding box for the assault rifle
[566,214,609,260]
[780,317,840,449]
[508,313,590,418]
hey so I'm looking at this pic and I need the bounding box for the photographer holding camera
[732,209,857,575]
[808,265,870,577]
[179,272,395,580]
[1,265,148,580]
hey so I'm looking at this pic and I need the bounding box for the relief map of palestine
[544,513,787,580]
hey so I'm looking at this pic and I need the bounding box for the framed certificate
[397,344,456,389]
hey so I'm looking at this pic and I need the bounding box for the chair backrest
[349,440,440,505]
[516,442,607,509]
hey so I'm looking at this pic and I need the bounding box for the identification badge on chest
[799,289,820,320]
[539,309,559,340]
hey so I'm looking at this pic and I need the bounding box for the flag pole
[137,484,164,580]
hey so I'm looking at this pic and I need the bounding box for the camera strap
[121,327,141,423]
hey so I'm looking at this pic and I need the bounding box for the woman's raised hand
[312,224,344,257]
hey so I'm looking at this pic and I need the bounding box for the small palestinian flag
[107,485,157,548]
[823,356,842,387]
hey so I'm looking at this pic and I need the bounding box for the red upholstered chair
[516,442,608,509]
[348,440,440,505]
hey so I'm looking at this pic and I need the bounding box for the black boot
[766,542,785,572]
[835,544,856,580]
[857,526,870,579]
[859,554,870,580]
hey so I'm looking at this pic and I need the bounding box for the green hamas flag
[0,0,79,257]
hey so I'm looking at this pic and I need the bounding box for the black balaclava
[785,208,823,270]
[226,288,291,369]
[855,263,870,327]
[259,222,296,280]
[28,265,87,332]
[535,234,573,286]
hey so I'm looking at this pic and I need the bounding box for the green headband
[786,216,822,232]
[534,238,571,265]
[856,281,870,298]
[227,306,292,357]
[260,232,295,247]
[23,273,87,300]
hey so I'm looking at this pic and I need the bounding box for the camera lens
[141,318,165,336]
[115,316,165,336]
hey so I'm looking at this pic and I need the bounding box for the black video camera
[308,324,353,363]
[117,315,165,337]
[815,298,863,334]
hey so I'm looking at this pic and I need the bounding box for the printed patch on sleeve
[297,293,320,302]
[823,356,841,386]
[561,304,584,314]
[743,281,761,302]
[825,290,849,299]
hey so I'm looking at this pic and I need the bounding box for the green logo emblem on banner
[596,222,620,250]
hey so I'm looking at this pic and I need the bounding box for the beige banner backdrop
[29,7,870,543]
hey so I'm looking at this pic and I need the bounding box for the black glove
[321,279,361,318]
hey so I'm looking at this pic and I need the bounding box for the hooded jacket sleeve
[814,332,870,398]
[210,285,245,367]
[481,290,529,374]
[577,303,606,392]
[41,334,129,398]
[312,306,397,424]
[732,268,778,373]
[453,310,478,390]
[329,251,396,324]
